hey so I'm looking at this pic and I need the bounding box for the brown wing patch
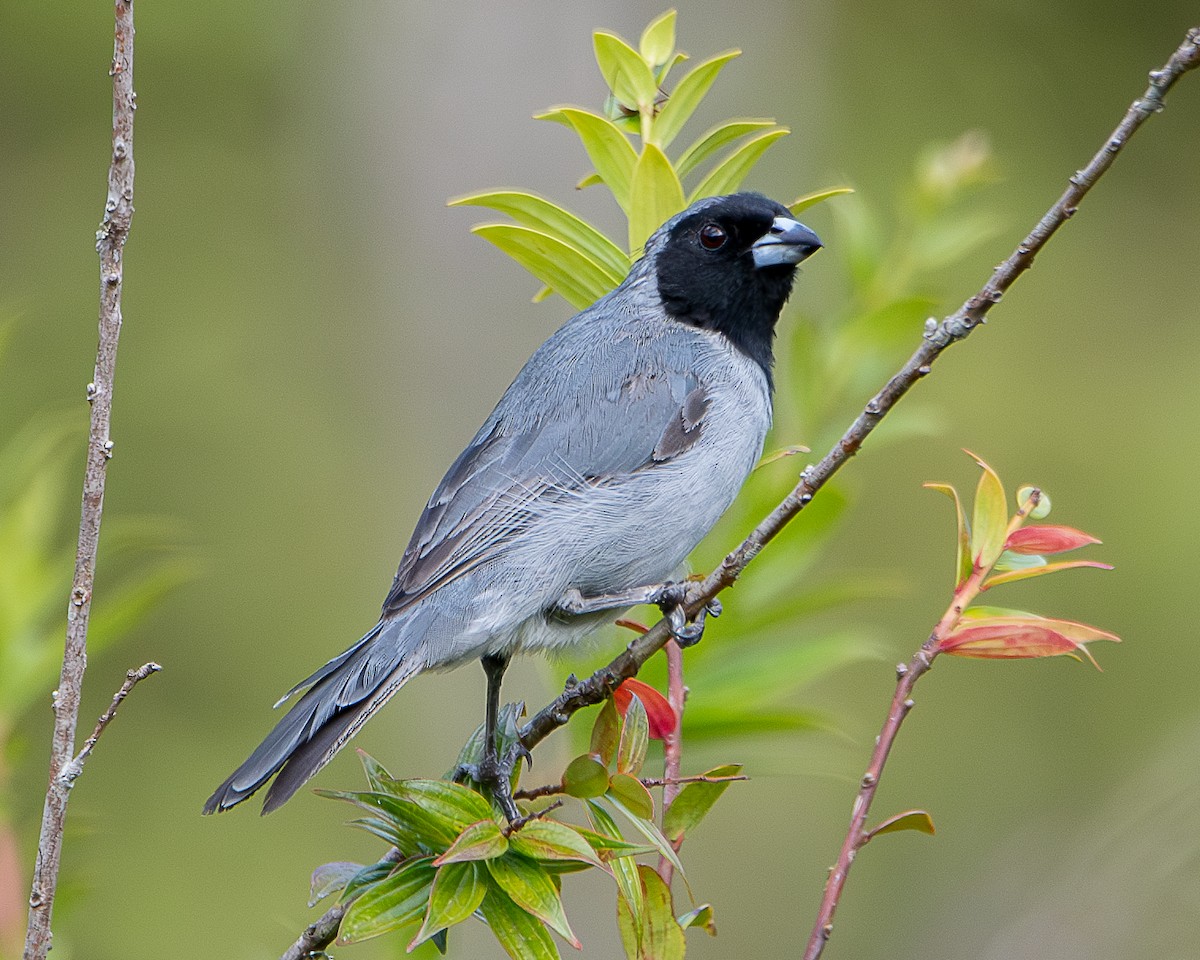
[652,385,710,462]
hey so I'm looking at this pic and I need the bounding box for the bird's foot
[650,583,721,647]
[456,742,529,824]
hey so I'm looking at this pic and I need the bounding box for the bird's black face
[654,193,821,382]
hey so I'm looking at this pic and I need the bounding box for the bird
[204,192,821,816]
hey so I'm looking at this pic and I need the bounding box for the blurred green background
[2,1,1198,958]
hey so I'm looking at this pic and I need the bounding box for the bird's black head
[651,192,822,381]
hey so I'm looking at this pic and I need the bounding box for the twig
[514,772,747,803]
[60,663,162,785]
[656,639,686,884]
[801,29,1200,960]
[507,21,1200,790]
[23,3,137,958]
[280,849,405,960]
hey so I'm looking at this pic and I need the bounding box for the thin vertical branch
[23,3,137,958]
[656,639,686,884]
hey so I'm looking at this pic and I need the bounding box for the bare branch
[23,3,138,957]
[656,639,686,884]
[507,22,1200,779]
[59,663,162,786]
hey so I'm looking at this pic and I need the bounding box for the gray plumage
[205,193,821,814]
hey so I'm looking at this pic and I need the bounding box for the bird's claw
[652,583,721,648]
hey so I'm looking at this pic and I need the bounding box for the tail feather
[203,620,422,815]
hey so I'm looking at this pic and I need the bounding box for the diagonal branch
[23,3,138,958]
[509,24,1200,772]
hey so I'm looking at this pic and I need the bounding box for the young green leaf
[628,143,685,253]
[866,809,936,840]
[590,698,621,767]
[410,861,487,950]
[688,127,790,203]
[638,865,686,960]
[606,796,686,880]
[338,857,436,943]
[607,772,655,821]
[486,855,580,948]
[588,801,644,942]
[675,119,777,181]
[983,559,1113,589]
[562,753,611,799]
[924,481,971,587]
[357,749,394,792]
[594,30,660,115]
[788,185,856,214]
[317,789,459,848]
[471,224,614,309]
[677,903,717,936]
[479,885,561,960]
[616,693,650,775]
[435,819,509,865]
[661,763,743,843]
[652,50,741,149]
[1018,484,1052,519]
[309,861,362,907]
[449,190,628,280]
[573,826,657,859]
[966,451,1008,569]
[536,107,638,212]
[638,9,677,69]
[508,818,604,867]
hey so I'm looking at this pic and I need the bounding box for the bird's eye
[699,223,727,250]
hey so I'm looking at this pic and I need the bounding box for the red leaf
[614,678,676,740]
[936,619,1110,669]
[1004,525,1100,555]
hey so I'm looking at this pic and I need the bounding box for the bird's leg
[477,652,521,822]
[554,584,722,647]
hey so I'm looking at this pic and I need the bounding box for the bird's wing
[381,321,709,615]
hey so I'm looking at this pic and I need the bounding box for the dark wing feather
[381,324,709,616]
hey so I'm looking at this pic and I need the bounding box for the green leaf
[594,30,659,114]
[486,855,580,947]
[471,224,614,309]
[652,50,741,149]
[587,801,644,942]
[309,861,362,907]
[924,481,971,588]
[479,886,561,960]
[662,764,742,842]
[508,818,604,867]
[606,796,686,880]
[590,698,621,767]
[449,190,627,281]
[341,858,399,902]
[639,865,686,960]
[676,119,777,181]
[317,789,460,848]
[537,107,638,212]
[991,550,1048,574]
[617,888,640,960]
[867,809,936,839]
[616,693,650,775]
[435,819,509,864]
[562,754,610,799]
[788,185,856,214]
[639,10,677,68]
[983,559,1113,589]
[573,827,656,859]
[677,903,717,935]
[966,450,1008,570]
[607,773,654,821]
[628,143,686,253]
[688,127,789,203]
[390,779,494,829]
[338,857,436,943]
[357,750,393,792]
[410,861,487,950]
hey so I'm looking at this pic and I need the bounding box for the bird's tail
[203,618,423,815]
